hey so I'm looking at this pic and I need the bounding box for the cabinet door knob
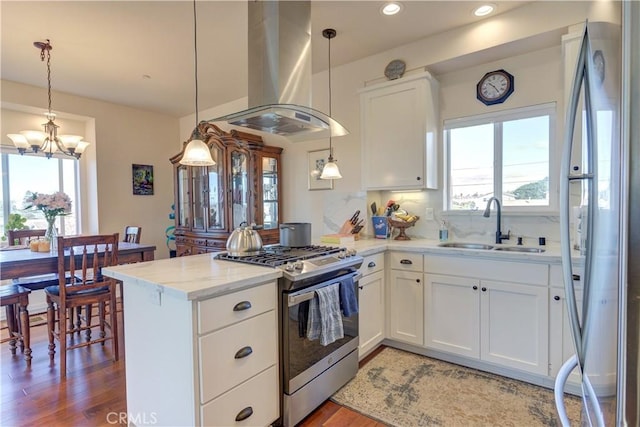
[359,286,364,290]
[234,346,253,359]
[400,259,413,265]
[368,261,376,268]
[416,279,421,283]
[235,407,254,422]
[233,301,252,311]
[572,274,581,281]
[473,285,478,290]
[416,177,422,181]
[481,287,487,292]
[554,295,561,301]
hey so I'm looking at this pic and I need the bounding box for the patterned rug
[331,347,582,426]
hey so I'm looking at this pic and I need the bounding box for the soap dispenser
[439,221,449,242]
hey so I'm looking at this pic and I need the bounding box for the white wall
[179,1,605,242]
[2,80,179,259]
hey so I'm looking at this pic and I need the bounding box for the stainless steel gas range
[217,245,363,426]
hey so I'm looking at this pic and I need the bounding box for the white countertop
[103,238,583,301]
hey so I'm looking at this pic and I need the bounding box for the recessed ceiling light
[474,4,496,17]
[381,2,403,16]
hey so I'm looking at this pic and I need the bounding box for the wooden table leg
[18,299,32,363]
[5,304,17,355]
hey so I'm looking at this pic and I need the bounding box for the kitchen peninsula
[104,239,586,426]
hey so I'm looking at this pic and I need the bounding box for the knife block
[338,220,361,240]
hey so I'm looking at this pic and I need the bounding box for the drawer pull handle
[572,274,581,281]
[234,346,253,359]
[554,295,561,301]
[368,261,376,268]
[481,287,487,292]
[400,259,413,265]
[235,406,253,421]
[233,301,252,311]
[473,285,478,290]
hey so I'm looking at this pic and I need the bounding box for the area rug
[331,347,581,426]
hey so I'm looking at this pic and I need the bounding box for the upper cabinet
[171,123,283,256]
[359,71,439,190]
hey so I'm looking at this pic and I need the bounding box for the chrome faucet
[483,197,510,244]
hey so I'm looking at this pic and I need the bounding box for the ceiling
[1,1,531,118]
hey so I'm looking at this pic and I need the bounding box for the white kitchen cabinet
[479,279,549,375]
[121,280,279,427]
[359,71,439,190]
[425,274,480,358]
[388,252,424,346]
[358,253,385,359]
[424,255,550,376]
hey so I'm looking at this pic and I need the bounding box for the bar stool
[0,284,32,363]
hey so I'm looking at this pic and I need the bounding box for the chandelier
[7,40,89,159]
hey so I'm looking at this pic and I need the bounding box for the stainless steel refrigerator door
[556,20,622,427]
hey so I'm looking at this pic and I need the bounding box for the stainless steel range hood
[211,1,348,142]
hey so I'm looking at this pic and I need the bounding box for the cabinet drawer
[201,365,278,427]
[389,252,423,272]
[198,282,276,334]
[199,310,277,403]
[550,264,584,290]
[359,252,385,276]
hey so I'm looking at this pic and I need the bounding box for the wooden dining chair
[0,284,32,363]
[7,229,61,292]
[45,233,119,379]
[123,226,141,244]
[7,229,46,246]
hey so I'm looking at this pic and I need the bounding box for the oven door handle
[287,272,362,307]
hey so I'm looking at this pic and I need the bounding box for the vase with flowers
[23,191,72,252]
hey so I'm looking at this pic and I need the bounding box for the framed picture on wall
[132,164,154,195]
[308,149,333,190]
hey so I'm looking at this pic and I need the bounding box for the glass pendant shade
[320,157,342,179]
[180,137,215,166]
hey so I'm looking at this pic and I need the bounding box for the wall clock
[384,59,406,80]
[476,69,515,106]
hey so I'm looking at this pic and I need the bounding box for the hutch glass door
[207,144,225,231]
[262,156,279,229]
[230,150,248,229]
[176,164,189,228]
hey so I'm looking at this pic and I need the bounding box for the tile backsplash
[319,190,561,246]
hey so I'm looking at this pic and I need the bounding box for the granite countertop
[104,238,583,302]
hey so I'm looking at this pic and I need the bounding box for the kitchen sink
[438,242,495,250]
[493,246,546,253]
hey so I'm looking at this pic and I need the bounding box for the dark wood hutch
[170,123,283,256]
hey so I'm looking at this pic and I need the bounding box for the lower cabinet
[388,252,424,346]
[358,263,385,358]
[121,279,279,427]
[423,255,550,376]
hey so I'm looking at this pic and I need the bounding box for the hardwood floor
[1,311,381,426]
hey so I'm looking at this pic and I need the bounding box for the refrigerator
[554,3,639,426]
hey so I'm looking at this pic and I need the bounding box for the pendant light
[320,28,342,180]
[180,0,215,166]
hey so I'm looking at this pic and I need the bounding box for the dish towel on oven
[307,283,344,346]
[339,275,358,317]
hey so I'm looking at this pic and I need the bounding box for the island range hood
[212,1,348,142]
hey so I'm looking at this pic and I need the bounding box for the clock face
[385,59,406,80]
[476,69,514,106]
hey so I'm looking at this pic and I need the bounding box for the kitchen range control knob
[347,249,357,257]
[284,263,295,272]
[338,251,346,259]
[294,261,304,270]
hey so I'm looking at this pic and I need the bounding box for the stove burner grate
[216,245,342,267]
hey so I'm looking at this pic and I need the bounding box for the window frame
[1,146,83,236]
[443,102,558,214]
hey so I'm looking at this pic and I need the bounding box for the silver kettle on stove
[226,222,263,256]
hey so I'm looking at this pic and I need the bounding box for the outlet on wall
[425,208,434,220]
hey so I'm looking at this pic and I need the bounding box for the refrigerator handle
[554,355,578,427]
[560,25,589,367]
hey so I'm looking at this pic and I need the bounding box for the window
[1,151,80,237]
[444,103,556,212]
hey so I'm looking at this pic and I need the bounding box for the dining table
[0,241,156,281]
